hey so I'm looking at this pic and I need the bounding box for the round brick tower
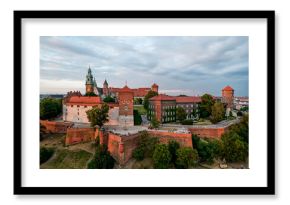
[222,85,234,109]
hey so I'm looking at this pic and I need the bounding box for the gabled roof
[222,85,234,91]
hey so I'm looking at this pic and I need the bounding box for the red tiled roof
[149,94,176,101]
[222,85,234,91]
[119,85,133,92]
[66,96,102,105]
[174,96,201,103]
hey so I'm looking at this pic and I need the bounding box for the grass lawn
[41,149,92,169]
[134,105,147,115]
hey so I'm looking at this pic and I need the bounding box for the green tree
[40,98,62,120]
[150,115,160,128]
[87,144,115,169]
[221,131,248,162]
[168,140,180,165]
[153,144,172,169]
[133,110,142,125]
[144,90,158,110]
[103,95,115,103]
[86,103,109,128]
[132,131,160,160]
[199,94,214,118]
[210,101,225,123]
[134,98,143,105]
[229,113,249,143]
[176,147,199,168]
[85,92,97,96]
[176,107,187,122]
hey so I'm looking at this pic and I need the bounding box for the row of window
[70,105,89,108]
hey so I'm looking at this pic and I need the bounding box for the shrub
[133,110,142,125]
[176,147,199,168]
[237,111,243,116]
[181,119,193,125]
[221,132,248,162]
[153,144,171,169]
[40,147,54,164]
[87,144,115,169]
[132,147,145,161]
[168,140,180,164]
[150,116,160,128]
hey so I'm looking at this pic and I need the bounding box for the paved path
[161,118,241,129]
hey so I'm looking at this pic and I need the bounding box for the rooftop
[222,85,234,91]
[66,96,102,105]
[149,94,176,101]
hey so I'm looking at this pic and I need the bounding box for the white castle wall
[63,105,92,123]
[63,104,120,125]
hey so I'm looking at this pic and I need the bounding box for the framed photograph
[14,10,275,195]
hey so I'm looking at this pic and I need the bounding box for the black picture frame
[14,10,275,195]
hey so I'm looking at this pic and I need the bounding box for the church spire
[86,66,93,85]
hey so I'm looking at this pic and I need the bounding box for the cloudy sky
[40,36,248,96]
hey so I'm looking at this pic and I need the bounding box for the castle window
[84,106,87,108]
[77,105,80,107]
[71,105,73,107]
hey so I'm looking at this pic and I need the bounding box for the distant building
[234,96,249,110]
[175,96,201,119]
[148,95,201,123]
[63,95,102,123]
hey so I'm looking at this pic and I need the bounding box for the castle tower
[85,66,94,94]
[222,85,234,109]
[103,79,109,96]
[151,83,159,93]
[118,85,134,127]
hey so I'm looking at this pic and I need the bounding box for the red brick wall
[40,120,73,133]
[103,130,193,165]
[148,130,192,147]
[65,128,95,145]
[188,127,230,139]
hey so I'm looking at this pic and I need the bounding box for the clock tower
[118,85,134,126]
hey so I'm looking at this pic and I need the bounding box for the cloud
[40,36,248,96]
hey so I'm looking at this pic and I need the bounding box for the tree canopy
[143,90,158,110]
[199,94,215,118]
[153,144,172,169]
[175,147,199,168]
[176,107,187,122]
[40,98,62,120]
[150,115,160,128]
[86,103,109,128]
[210,101,225,123]
[103,95,115,103]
